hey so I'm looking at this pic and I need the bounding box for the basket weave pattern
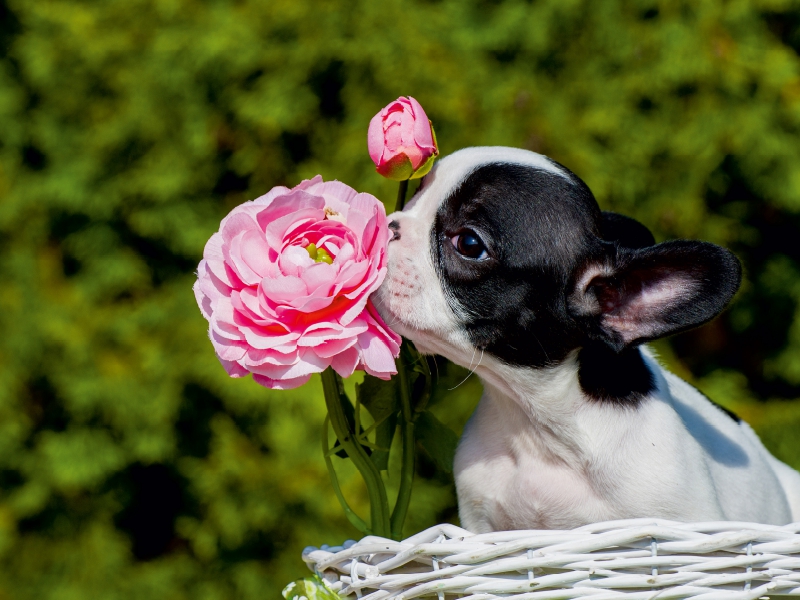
[303,519,800,599]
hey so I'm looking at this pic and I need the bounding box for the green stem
[390,343,415,539]
[321,416,370,535]
[396,179,409,212]
[321,368,391,537]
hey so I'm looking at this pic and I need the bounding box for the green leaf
[357,374,398,423]
[282,575,340,600]
[357,374,399,470]
[333,386,361,459]
[415,410,459,473]
[371,412,397,471]
[401,342,435,414]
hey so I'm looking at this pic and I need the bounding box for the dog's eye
[451,231,488,260]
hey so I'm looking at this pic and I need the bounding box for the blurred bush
[2,0,800,597]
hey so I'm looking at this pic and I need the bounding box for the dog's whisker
[531,331,549,362]
[448,347,483,391]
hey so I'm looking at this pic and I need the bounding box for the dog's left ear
[570,241,742,351]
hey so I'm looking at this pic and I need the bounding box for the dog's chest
[455,440,609,532]
[451,376,720,532]
[453,392,617,532]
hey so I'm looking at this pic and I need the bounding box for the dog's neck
[415,329,594,430]
[463,346,664,471]
[408,306,656,466]
[476,352,583,423]
[470,351,595,466]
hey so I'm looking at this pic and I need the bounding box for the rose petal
[342,266,383,302]
[253,373,312,390]
[358,329,398,379]
[239,229,273,278]
[219,357,249,378]
[301,262,337,296]
[204,234,241,288]
[243,347,300,367]
[368,112,385,165]
[240,325,301,351]
[316,337,358,359]
[259,275,307,304]
[197,266,230,305]
[234,288,291,330]
[298,321,368,346]
[408,96,435,150]
[210,299,246,341]
[294,174,324,192]
[210,329,247,361]
[261,192,325,245]
[284,295,337,315]
[403,145,425,170]
[279,245,315,278]
[383,113,404,155]
[366,300,402,351]
[221,211,260,244]
[227,230,264,286]
[249,349,329,380]
[337,260,370,294]
[331,346,360,379]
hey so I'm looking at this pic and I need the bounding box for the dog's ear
[600,211,655,249]
[570,241,742,351]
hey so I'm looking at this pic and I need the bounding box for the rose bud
[368,96,438,181]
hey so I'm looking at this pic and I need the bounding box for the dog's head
[374,147,741,393]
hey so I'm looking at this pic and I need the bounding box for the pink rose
[368,96,438,181]
[194,176,401,390]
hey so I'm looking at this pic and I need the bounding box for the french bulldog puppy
[374,146,800,533]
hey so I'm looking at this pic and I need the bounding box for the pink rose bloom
[368,96,438,181]
[194,176,401,390]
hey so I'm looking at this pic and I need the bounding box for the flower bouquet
[194,96,452,592]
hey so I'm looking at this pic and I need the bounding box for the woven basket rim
[302,518,800,600]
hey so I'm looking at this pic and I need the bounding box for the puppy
[374,146,800,533]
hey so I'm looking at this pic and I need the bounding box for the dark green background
[2,0,800,596]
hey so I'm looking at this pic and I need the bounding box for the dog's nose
[388,220,401,241]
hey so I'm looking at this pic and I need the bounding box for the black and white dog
[374,146,800,533]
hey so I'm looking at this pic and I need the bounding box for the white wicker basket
[302,519,800,599]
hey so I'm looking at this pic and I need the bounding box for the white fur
[374,146,800,532]
[455,349,796,532]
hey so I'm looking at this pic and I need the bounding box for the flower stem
[396,179,409,211]
[320,368,391,537]
[390,343,415,540]
[321,416,370,535]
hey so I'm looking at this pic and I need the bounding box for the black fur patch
[577,344,655,406]
[430,159,741,406]
[432,162,603,368]
[600,211,655,249]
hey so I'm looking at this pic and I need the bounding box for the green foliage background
[2,0,800,596]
